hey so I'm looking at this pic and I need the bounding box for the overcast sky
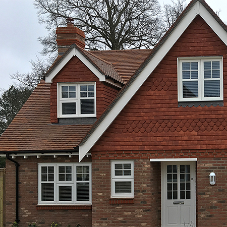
[0,0,227,93]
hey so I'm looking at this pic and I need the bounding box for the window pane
[69,86,76,92]
[88,92,94,97]
[77,183,89,201]
[69,92,76,98]
[115,164,122,169]
[204,70,211,79]
[41,183,54,201]
[83,166,89,173]
[212,61,220,69]
[183,81,198,98]
[80,85,87,91]
[191,62,198,70]
[123,164,131,169]
[88,85,94,91]
[41,174,47,181]
[80,92,87,97]
[48,166,54,173]
[212,70,220,78]
[204,61,211,70]
[48,174,54,181]
[62,86,68,92]
[204,80,220,97]
[76,166,82,173]
[62,102,76,115]
[59,166,65,173]
[81,99,94,114]
[59,186,72,201]
[124,170,131,176]
[182,62,190,70]
[115,170,123,176]
[59,174,65,181]
[115,181,131,193]
[66,166,72,173]
[191,71,198,79]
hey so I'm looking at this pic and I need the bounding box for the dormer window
[58,83,96,118]
[178,57,223,102]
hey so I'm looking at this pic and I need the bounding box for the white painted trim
[79,1,227,161]
[111,160,134,198]
[0,152,93,158]
[178,57,223,102]
[150,158,197,162]
[38,162,92,205]
[45,47,106,83]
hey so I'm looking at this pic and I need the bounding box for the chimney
[56,18,85,55]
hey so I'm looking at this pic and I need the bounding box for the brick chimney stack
[56,18,85,55]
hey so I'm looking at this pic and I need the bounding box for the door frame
[150,158,197,227]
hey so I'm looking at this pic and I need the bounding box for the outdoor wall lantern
[209,172,216,185]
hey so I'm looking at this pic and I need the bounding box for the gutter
[6,153,20,224]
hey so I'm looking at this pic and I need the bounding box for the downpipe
[6,153,20,224]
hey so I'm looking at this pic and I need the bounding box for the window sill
[109,198,134,205]
[178,101,223,107]
[36,205,92,210]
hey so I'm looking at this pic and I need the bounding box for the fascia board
[198,4,227,45]
[79,1,227,161]
[45,48,106,83]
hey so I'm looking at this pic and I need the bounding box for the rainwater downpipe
[6,153,20,224]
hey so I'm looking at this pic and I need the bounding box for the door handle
[173,201,184,205]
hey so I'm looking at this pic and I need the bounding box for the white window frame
[178,57,223,102]
[38,163,92,205]
[111,160,134,198]
[57,83,96,118]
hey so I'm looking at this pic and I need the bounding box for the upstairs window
[58,83,96,118]
[178,57,223,102]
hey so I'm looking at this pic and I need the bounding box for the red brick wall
[92,15,227,155]
[92,159,161,227]
[5,156,92,227]
[90,16,227,226]
[197,158,227,227]
[50,56,119,123]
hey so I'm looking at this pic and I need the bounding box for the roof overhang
[78,0,227,161]
[45,47,106,83]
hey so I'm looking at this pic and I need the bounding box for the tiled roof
[0,80,92,152]
[80,47,124,84]
[90,49,152,83]
[0,48,151,152]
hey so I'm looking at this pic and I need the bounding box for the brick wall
[0,168,5,227]
[50,56,119,123]
[92,159,161,227]
[90,15,227,226]
[92,15,227,155]
[197,158,227,227]
[5,156,92,227]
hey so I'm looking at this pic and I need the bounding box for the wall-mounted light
[209,172,216,185]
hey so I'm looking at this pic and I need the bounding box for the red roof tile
[0,80,92,152]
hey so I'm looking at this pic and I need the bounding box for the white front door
[161,162,196,227]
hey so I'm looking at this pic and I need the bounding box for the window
[111,160,134,198]
[178,57,223,102]
[38,163,91,205]
[58,83,96,118]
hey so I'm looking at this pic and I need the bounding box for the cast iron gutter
[6,153,20,224]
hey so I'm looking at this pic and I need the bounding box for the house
[1,0,227,226]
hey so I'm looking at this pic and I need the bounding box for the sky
[0,0,227,93]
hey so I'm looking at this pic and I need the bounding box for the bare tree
[11,57,53,89]
[35,0,164,52]
[163,0,186,31]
